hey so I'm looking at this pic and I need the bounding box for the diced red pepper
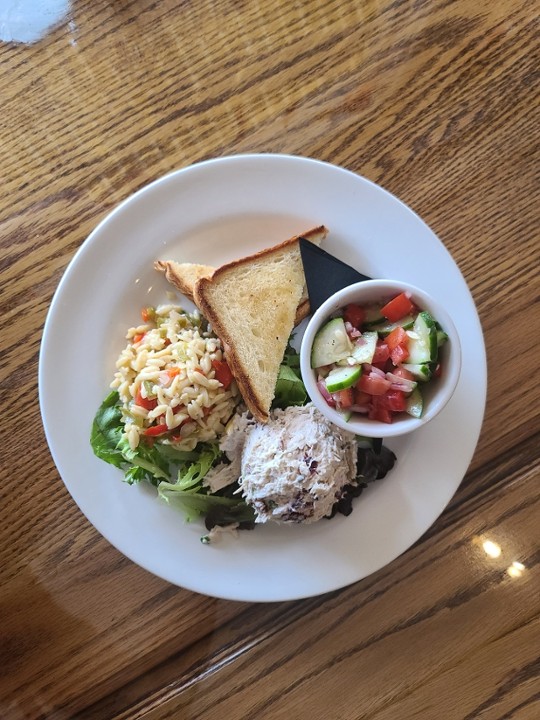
[135,388,158,411]
[381,293,415,323]
[159,367,181,387]
[144,423,168,436]
[166,367,180,381]
[212,359,234,389]
[141,307,155,323]
[133,333,145,344]
[343,303,365,329]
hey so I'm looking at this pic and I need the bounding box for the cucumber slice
[363,304,385,327]
[401,363,432,382]
[311,318,353,368]
[437,329,448,347]
[406,387,423,418]
[370,314,415,336]
[407,312,438,364]
[325,365,362,392]
[350,331,378,364]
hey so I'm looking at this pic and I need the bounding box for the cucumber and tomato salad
[311,292,448,423]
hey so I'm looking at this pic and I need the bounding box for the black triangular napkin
[299,237,372,313]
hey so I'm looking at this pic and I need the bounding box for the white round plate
[39,155,486,602]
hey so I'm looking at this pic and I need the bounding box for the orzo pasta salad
[110,305,239,451]
[91,303,260,536]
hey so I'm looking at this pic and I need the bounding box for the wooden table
[1,0,538,718]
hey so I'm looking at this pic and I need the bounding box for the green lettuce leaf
[157,483,253,524]
[117,435,170,484]
[272,342,308,409]
[90,391,126,469]
[90,390,220,488]
[176,443,222,490]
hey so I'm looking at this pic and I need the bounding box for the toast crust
[198,226,327,279]
[154,261,213,300]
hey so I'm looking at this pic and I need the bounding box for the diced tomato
[133,333,145,344]
[390,366,415,381]
[386,326,410,365]
[386,326,407,350]
[390,343,410,366]
[335,387,354,408]
[379,389,407,412]
[212,359,234,389]
[144,423,168,436]
[357,372,392,396]
[372,340,390,364]
[372,359,394,373]
[368,398,393,423]
[135,388,158,411]
[353,388,372,406]
[343,303,365,329]
[381,293,415,323]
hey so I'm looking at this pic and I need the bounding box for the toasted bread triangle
[155,259,313,327]
[194,226,327,422]
[154,261,214,299]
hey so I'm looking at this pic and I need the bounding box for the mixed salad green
[91,341,396,537]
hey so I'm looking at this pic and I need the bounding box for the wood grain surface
[0,0,538,718]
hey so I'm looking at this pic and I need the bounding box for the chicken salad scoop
[205,404,361,524]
